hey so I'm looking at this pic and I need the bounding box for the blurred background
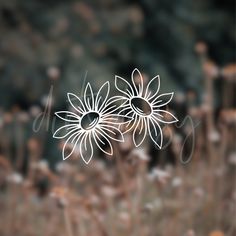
[0,0,235,236]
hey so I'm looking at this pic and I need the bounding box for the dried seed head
[184,229,195,236]
[221,63,236,80]
[7,172,24,184]
[50,186,68,208]
[195,41,208,55]
[209,230,224,236]
[208,130,221,143]
[47,66,60,81]
[203,60,219,78]
[220,109,236,124]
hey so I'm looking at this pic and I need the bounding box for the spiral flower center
[130,97,152,116]
[81,112,99,130]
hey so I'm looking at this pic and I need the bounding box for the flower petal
[84,83,94,110]
[55,111,80,122]
[93,130,113,155]
[144,75,160,100]
[133,117,147,147]
[122,113,138,134]
[152,92,174,108]
[153,110,178,124]
[98,125,124,142]
[95,81,110,112]
[102,114,133,124]
[148,118,163,148]
[115,75,134,98]
[100,104,117,115]
[118,105,132,116]
[101,96,128,115]
[131,68,143,96]
[62,131,84,160]
[67,93,86,114]
[80,133,93,164]
[106,96,129,106]
[53,124,80,139]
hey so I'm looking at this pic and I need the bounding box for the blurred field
[0,0,235,236]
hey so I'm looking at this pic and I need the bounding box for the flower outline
[53,81,130,164]
[115,68,178,148]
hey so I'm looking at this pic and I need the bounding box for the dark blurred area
[0,1,235,236]
[0,0,235,107]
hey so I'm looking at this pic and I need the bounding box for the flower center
[81,112,100,130]
[130,97,152,116]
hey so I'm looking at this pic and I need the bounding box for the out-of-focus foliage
[0,0,235,109]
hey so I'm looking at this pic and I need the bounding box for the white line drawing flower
[115,68,178,148]
[53,82,129,164]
